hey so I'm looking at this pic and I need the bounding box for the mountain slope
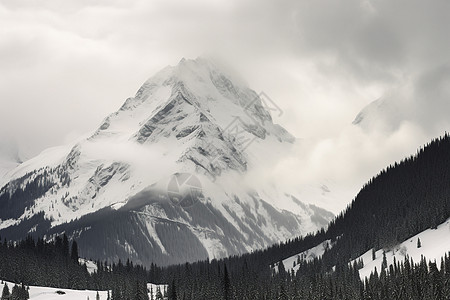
[0,57,333,266]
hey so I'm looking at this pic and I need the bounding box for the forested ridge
[159,132,450,299]
[1,133,450,299]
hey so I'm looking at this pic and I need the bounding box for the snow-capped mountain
[0,57,333,266]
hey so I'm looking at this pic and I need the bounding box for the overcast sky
[1,0,449,211]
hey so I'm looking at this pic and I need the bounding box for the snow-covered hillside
[0,280,107,300]
[352,218,450,279]
[0,57,333,266]
[0,280,167,300]
[272,218,450,278]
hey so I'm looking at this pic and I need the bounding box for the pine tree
[1,283,9,300]
[96,291,100,300]
[417,238,422,248]
[71,240,79,264]
[278,260,286,277]
[169,280,177,300]
[19,284,29,300]
[223,265,231,300]
[111,285,121,300]
[382,251,388,270]
[277,284,289,300]
[63,234,70,258]
[11,284,19,300]
[133,281,149,300]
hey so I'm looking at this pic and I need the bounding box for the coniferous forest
[1,133,450,299]
[0,234,152,299]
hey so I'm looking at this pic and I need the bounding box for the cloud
[289,0,450,81]
[0,0,449,212]
[242,120,434,213]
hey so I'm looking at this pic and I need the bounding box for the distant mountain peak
[352,96,403,133]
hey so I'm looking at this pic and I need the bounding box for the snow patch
[273,240,332,274]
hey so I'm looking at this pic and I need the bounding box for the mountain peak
[97,57,293,153]
[0,59,329,266]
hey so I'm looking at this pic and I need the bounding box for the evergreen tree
[111,285,122,300]
[133,281,149,300]
[19,284,29,300]
[71,240,79,264]
[223,265,230,300]
[168,280,177,300]
[11,284,19,300]
[277,260,286,278]
[63,234,70,258]
[1,283,9,300]
[417,238,422,248]
[382,251,388,270]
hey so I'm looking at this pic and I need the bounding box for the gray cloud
[289,0,450,82]
[0,0,449,211]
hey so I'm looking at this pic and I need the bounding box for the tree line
[0,234,154,300]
